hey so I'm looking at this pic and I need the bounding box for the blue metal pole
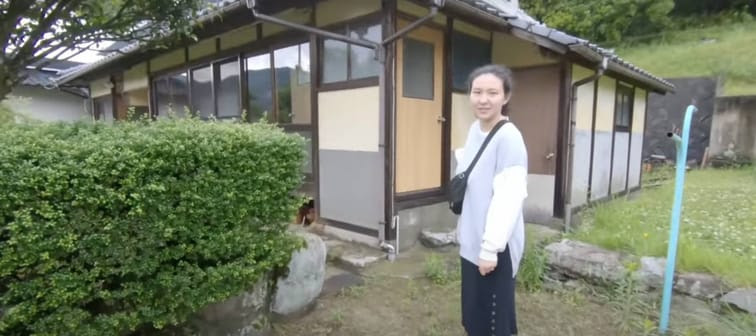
[659,105,697,334]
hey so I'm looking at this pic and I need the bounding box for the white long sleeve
[479,165,528,262]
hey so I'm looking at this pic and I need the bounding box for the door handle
[437,115,446,123]
[545,153,555,160]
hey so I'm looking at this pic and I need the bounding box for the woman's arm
[479,127,528,262]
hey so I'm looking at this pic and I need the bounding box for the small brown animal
[295,199,315,226]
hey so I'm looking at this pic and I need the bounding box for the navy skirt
[460,246,518,336]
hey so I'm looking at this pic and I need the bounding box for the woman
[455,64,528,336]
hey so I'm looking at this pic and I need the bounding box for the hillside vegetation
[615,21,756,96]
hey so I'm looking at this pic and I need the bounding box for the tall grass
[571,167,756,287]
[616,21,756,96]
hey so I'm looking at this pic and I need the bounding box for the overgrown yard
[571,167,756,287]
[273,225,755,336]
[273,246,624,336]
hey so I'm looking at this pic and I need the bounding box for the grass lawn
[571,167,756,287]
[616,22,756,96]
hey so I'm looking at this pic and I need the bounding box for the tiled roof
[55,0,674,92]
[21,59,83,87]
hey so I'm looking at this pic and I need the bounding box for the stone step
[318,232,386,273]
[418,223,561,249]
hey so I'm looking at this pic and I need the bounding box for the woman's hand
[478,259,497,276]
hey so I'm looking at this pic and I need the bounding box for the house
[5,59,92,122]
[55,0,675,252]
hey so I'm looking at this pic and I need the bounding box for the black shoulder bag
[448,119,508,215]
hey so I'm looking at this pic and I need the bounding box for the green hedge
[0,119,307,335]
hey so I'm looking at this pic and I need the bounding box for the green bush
[0,118,307,335]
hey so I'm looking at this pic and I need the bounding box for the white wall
[6,86,91,122]
[611,133,629,194]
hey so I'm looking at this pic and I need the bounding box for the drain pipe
[563,56,608,232]
[380,0,445,261]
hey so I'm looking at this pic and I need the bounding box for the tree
[522,0,674,44]
[0,0,208,102]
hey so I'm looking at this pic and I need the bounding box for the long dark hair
[467,64,514,116]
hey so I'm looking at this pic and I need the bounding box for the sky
[61,42,112,64]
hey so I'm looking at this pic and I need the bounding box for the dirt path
[271,245,626,336]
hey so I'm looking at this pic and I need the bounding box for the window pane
[452,31,491,91]
[403,38,434,100]
[615,94,621,124]
[298,43,311,85]
[191,66,213,119]
[274,45,297,124]
[295,130,313,174]
[274,43,311,124]
[217,60,241,118]
[94,95,113,122]
[322,39,348,83]
[349,24,381,79]
[156,73,189,117]
[622,95,632,127]
[615,88,632,129]
[246,53,273,123]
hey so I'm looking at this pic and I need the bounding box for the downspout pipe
[380,0,444,260]
[563,56,608,232]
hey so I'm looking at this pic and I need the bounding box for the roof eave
[568,44,675,94]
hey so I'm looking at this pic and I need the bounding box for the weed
[518,242,548,292]
[424,253,459,286]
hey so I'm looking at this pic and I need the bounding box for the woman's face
[469,73,510,121]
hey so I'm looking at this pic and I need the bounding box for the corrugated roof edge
[54,0,244,85]
[461,0,674,93]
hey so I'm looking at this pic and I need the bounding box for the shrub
[0,118,307,335]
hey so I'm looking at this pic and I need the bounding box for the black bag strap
[463,119,508,177]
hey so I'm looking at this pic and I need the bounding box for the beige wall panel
[220,25,257,50]
[188,39,216,60]
[317,0,380,27]
[264,7,311,37]
[453,19,489,40]
[432,13,447,25]
[571,64,593,84]
[90,77,111,98]
[123,62,148,92]
[318,86,379,152]
[492,32,557,68]
[451,92,476,150]
[572,64,595,131]
[290,70,312,124]
[633,89,647,133]
[397,0,447,25]
[398,0,426,17]
[127,89,149,106]
[149,49,185,73]
[595,76,617,132]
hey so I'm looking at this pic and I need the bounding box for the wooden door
[395,21,445,194]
